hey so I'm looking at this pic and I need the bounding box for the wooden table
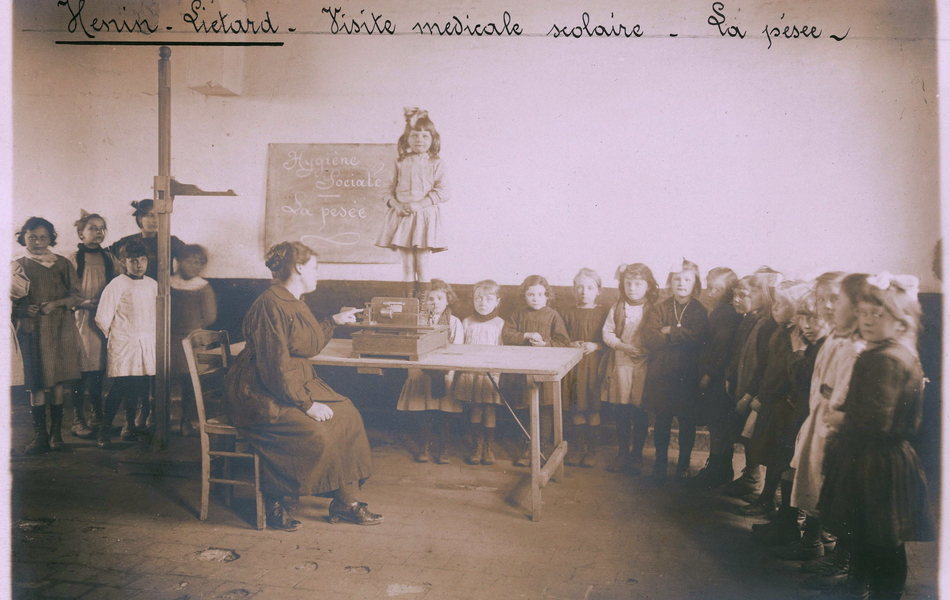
[307,339,583,522]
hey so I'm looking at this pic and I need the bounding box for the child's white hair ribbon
[667,258,687,276]
[404,107,428,127]
[868,271,919,297]
[614,264,629,280]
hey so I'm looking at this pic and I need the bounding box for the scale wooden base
[350,327,449,361]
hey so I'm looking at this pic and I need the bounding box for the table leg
[529,380,541,522]
[546,381,565,483]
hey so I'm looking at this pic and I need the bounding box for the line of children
[11,213,217,453]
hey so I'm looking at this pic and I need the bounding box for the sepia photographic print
[3,1,947,598]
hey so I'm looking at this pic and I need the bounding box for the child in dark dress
[170,245,218,437]
[640,259,709,480]
[14,217,84,454]
[690,267,742,487]
[722,268,781,498]
[817,273,934,600]
[501,275,571,466]
[560,268,608,468]
[740,280,811,516]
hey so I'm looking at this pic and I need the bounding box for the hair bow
[79,208,90,219]
[615,264,629,281]
[404,107,428,127]
[667,258,687,276]
[868,271,919,297]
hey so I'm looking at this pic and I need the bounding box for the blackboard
[264,143,399,263]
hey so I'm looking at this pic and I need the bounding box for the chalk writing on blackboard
[265,144,399,263]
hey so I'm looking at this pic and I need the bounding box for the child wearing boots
[452,280,506,465]
[396,279,464,463]
[560,268,608,468]
[14,217,84,454]
[95,240,157,448]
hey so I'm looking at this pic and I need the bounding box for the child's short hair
[666,259,703,297]
[520,275,553,303]
[573,268,602,289]
[179,244,209,265]
[397,108,441,160]
[472,279,500,299]
[749,267,783,310]
[428,278,457,306]
[16,217,57,247]
[706,267,738,305]
[130,199,155,229]
[616,263,659,304]
[859,273,922,352]
[74,210,107,236]
[122,239,149,260]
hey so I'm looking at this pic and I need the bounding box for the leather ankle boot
[70,394,94,439]
[265,495,301,532]
[466,425,483,465]
[25,406,50,455]
[48,404,66,451]
[481,427,495,465]
[580,426,598,468]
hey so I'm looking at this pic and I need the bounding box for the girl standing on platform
[375,108,449,298]
[67,211,117,440]
[397,279,464,463]
[95,240,157,448]
[602,263,657,475]
[502,275,571,466]
[170,244,218,437]
[14,217,84,454]
[641,259,709,480]
[817,273,934,600]
[453,280,506,466]
[561,268,609,468]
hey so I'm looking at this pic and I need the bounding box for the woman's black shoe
[266,498,301,532]
[327,499,383,525]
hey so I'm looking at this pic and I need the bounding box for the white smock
[95,274,157,377]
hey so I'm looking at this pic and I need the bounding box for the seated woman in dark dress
[225,241,382,531]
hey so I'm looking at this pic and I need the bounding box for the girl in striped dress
[14,217,84,454]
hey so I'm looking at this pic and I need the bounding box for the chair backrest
[182,330,232,431]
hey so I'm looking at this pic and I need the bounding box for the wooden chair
[183,329,265,530]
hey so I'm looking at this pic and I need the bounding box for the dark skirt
[236,399,373,497]
[561,352,603,414]
[817,434,935,546]
[747,396,797,468]
[18,306,82,390]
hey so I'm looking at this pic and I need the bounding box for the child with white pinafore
[95,239,157,448]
